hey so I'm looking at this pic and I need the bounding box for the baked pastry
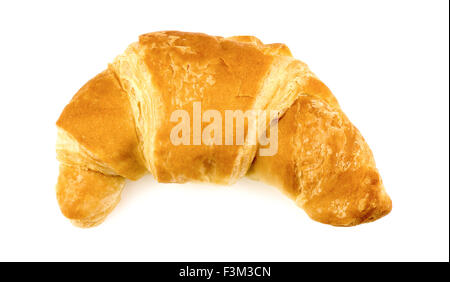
[56,31,391,227]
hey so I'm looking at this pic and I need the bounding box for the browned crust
[249,93,392,226]
[56,165,125,228]
[56,68,147,180]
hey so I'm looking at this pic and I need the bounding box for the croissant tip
[345,193,393,227]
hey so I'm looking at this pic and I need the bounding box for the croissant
[56,31,391,227]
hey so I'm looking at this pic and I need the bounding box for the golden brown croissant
[56,31,391,227]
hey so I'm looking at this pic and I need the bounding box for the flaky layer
[56,128,116,175]
[112,31,305,184]
[248,94,392,226]
[56,165,125,228]
[56,68,147,180]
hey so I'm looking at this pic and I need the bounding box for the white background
[0,0,448,262]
